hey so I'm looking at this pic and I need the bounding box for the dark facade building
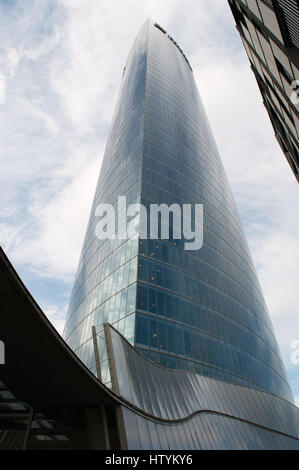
[1,20,299,450]
[228,0,299,181]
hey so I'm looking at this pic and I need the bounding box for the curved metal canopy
[0,247,114,408]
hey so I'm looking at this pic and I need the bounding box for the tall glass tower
[63,19,293,403]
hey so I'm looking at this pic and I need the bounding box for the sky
[0,0,298,405]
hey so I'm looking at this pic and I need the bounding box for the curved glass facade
[63,20,293,402]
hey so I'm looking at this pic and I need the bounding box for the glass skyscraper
[63,19,293,404]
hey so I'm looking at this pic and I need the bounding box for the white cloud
[42,302,68,334]
[19,98,59,134]
[0,48,21,107]
[0,73,5,104]
[6,47,21,76]
[3,141,101,280]
[24,30,61,61]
